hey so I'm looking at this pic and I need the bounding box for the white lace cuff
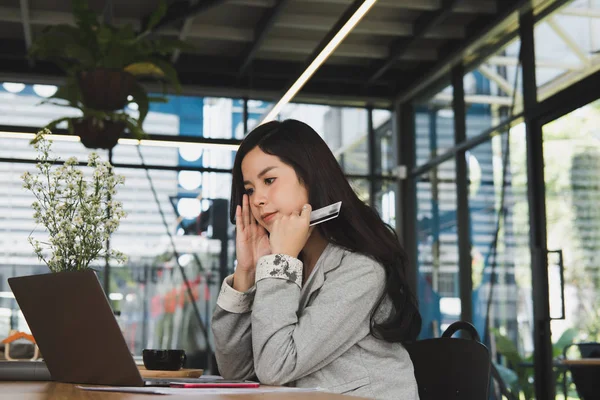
[255,254,303,288]
[216,275,255,313]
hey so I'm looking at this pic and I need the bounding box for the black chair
[563,342,600,400]
[405,321,491,399]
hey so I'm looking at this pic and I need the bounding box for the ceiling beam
[259,38,437,60]
[380,0,494,12]
[0,5,237,41]
[0,7,255,43]
[366,0,459,84]
[173,70,395,104]
[0,7,130,25]
[275,13,466,38]
[559,7,600,19]
[0,48,66,84]
[0,7,468,41]
[287,0,497,13]
[477,64,521,100]
[0,7,74,25]
[238,0,292,79]
[487,55,583,71]
[141,0,227,35]
[171,0,199,64]
[176,54,387,84]
[229,0,276,7]
[395,0,496,13]
[546,16,590,66]
[170,24,254,41]
[0,37,394,87]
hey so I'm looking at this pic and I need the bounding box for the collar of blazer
[299,243,347,311]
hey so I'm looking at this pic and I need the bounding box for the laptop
[8,269,204,387]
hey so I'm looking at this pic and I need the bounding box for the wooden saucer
[138,365,204,378]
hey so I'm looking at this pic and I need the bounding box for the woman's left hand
[269,204,313,259]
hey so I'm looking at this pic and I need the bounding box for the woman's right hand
[233,194,271,292]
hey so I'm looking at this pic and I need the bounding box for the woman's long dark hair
[230,119,421,343]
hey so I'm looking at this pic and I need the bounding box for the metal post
[212,199,230,286]
[394,100,418,295]
[142,265,149,349]
[429,109,440,292]
[452,64,473,324]
[520,10,554,400]
[243,97,249,135]
[367,106,377,206]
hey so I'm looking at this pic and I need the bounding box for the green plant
[29,0,191,141]
[492,327,578,399]
[21,129,127,272]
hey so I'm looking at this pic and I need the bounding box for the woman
[211,119,421,399]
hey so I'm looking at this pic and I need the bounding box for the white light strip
[118,138,239,151]
[0,131,240,150]
[260,0,378,125]
[0,291,15,299]
[0,131,81,142]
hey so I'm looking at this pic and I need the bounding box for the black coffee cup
[142,349,187,371]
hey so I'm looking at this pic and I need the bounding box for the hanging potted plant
[28,0,192,149]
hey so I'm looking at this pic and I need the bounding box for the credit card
[309,201,342,226]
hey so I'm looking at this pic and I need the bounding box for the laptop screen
[9,269,144,387]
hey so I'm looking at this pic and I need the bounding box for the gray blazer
[211,243,419,399]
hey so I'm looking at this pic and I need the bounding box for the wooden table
[560,358,600,398]
[0,382,362,399]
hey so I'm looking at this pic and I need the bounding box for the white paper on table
[76,385,324,395]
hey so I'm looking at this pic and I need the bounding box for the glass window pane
[469,123,532,367]
[111,141,234,171]
[373,109,395,174]
[415,84,455,167]
[279,103,369,175]
[116,253,221,356]
[147,96,242,139]
[373,179,397,227]
[0,82,75,129]
[535,0,600,101]
[246,99,270,133]
[416,159,458,338]
[543,99,600,349]
[110,167,230,355]
[245,101,370,176]
[466,37,524,139]
[0,133,107,163]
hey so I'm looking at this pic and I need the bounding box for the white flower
[23,130,127,272]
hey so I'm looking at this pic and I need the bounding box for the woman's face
[241,146,309,232]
